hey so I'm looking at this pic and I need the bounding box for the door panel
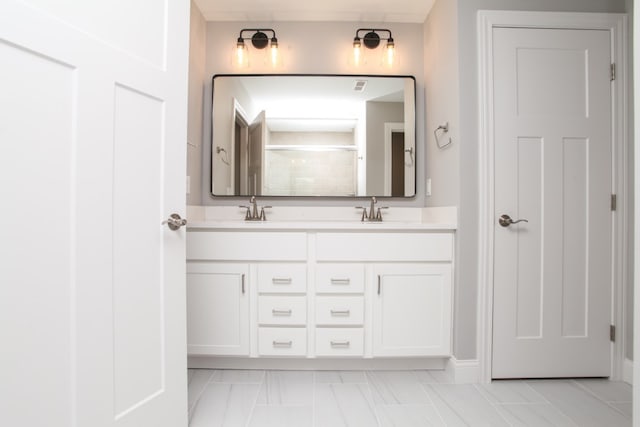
[0,34,76,427]
[0,1,189,425]
[492,27,612,378]
[112,85,165,418]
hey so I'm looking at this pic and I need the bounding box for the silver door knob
[499,214,528,227]
[162,213,187,230]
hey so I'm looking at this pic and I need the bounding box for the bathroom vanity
[186,206,456,369]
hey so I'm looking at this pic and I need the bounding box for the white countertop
[186,206,457,231]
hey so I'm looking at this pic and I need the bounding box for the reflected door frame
[232,99,250,195]
[476,11,629,383]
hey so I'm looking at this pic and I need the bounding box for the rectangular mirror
[211,74,416,197]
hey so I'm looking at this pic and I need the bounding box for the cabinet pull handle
[242,274,245,294]
[272,340,293,348]
[377,275,381,295]
[272,277,292,284]
[330,340,350,347]
[330,278,350,285]
[272,309,292,316]
[330,309,350,316]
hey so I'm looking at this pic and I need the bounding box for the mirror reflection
[211,74,416,197]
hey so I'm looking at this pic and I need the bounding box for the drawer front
[315,328,364,356]
[258,263,307,293]
[258,296,307,325]
[315,296,364,325]
[316,232,453,262]
[316,264,365,294]
[187,231,307,261]
[258,327,307,356]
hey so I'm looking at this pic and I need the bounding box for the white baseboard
[445,357,480,384]
[188,356,448,371]
[623,358,633,384]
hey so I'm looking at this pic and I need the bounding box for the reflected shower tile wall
[264,150,356,196]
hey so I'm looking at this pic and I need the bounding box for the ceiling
[193,0,436,23]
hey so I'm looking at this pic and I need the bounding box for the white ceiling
[193,0,436,23]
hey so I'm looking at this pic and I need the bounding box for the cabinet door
[372,264,452,357]
[186,264,249,355]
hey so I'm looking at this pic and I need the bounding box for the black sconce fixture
[352,28,395,66]
[236,28,279,67]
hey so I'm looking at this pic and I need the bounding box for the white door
[0,1,189,426]
[492,27,612,378]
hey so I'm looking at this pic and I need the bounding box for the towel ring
[216,146,230,165]
[434,122,452,149]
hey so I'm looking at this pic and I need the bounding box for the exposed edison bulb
[385,39,395,67]
[270,38,279,67]
[353,37,362,66]
[236,38,247,67]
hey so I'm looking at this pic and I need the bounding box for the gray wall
[187,1,206,205]
[365,101,404,195]
[423,0,464,358]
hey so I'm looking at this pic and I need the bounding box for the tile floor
[187,369,632,426]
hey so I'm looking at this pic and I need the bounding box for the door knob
[162,213,187,230]
[499,214,528,227]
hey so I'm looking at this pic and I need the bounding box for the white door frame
[477,11,629,383]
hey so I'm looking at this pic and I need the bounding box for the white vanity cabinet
[316,232,454,358]
[186,223,454,363]
[186,231,308,358]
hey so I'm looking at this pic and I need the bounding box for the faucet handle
[260,206,272,221]
[355,206,368,222]
[376,206,389,221]
[239,205,251,220]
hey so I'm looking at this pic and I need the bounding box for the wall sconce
[236,28,279,67]
[352,28,395,67]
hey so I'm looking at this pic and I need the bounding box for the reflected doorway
[391,131,405,197]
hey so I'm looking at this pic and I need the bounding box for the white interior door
[0,1,189,426]
[492,27,612,378]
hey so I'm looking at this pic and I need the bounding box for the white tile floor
[187,369,632,427]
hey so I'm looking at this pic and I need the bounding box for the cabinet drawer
[316,264,365,294]
[316,232,453,262]
[187,231,307,261]
[315,328,364,357]
[258,296,307,325]
[315,296,364,325]
[258,264,307,293]
[258,327,307,356]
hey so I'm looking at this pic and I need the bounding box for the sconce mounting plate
[363,31,381,49]
[251,31,269,49]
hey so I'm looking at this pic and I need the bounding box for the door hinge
[610,325,616,342]
[611,63,616,81]
[611,194,617,211]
